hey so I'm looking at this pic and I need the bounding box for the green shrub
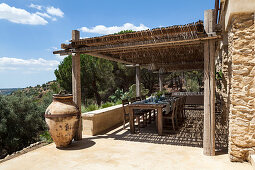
[0,94,46,154]
[122,84,149,99]
[115,100,122,105]
[108,88,124,103]
[39,131,53,143]
[83,104,99,112]
[101,102,114,108]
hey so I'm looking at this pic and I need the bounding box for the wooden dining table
[128,102,167,135]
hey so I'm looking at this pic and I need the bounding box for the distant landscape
[0,88,22,95]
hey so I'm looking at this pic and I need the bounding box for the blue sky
[0,0,214,88]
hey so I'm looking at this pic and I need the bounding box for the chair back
[130,97,136,103]
[122,99,129,115]
[171,101,177,118]
[175,98,181,116]
[141,96,146,100]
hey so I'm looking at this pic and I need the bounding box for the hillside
[0,88,22,95]
[12,81,60,99]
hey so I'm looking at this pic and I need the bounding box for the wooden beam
[86,53,134,65]
[53,49,72,56]
[72,30,82,141]
[203,9,216,156]
[136,65,141,97]
[75,36,221,54]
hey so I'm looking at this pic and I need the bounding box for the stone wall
[216,32,230,124]
[228,12,255,162]
[82,104,126,135]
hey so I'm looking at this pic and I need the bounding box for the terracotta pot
[45,94,79,148]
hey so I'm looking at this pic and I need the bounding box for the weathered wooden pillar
[136,65,141,97]
[159,74,163,91]
[203,9,216,156]
[72,30,82,141]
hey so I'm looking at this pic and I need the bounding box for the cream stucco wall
[222,0,255,30]
[82,105,127,135]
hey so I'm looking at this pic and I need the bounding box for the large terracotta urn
[45,93,79,148]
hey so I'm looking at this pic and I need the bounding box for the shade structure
[53,16,221,156]
[54,21,220,72]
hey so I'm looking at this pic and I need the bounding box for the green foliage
[54,56,72,93]
[155,90,166,98]
[0,94,46,154]
[122,84,149,99]
[186,79,199,92]
[55,54,155,106]
[108,88,124,103]
[141,68,157,93]
[115,100,122,105]
[39,131,53,143]
[50,82,61,94]
[114,30,135,35]
[101,102,115,108]
[82,104,99,113]
[55,54,116,105]
[185,71,204,92]
[216,70,223,80]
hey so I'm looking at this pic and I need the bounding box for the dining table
[128,99,173,135]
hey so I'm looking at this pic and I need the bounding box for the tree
[54,54,158,105]
[0,94,46,155]
[55,54,115,105]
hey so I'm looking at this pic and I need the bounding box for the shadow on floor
[58,139,96,151]
[88,110,228,152]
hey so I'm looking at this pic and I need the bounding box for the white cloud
[79,23,149,35]
[29,3,42,10]
[35,12,51,19]
[46,6,64,17]
[0,57,59,72]
[0,3,48,25]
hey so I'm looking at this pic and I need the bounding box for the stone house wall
[216,32,230,124]
[227,12,255,162]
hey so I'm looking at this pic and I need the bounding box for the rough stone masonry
[228,12,255,162]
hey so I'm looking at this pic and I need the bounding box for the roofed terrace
[54,9,222,157]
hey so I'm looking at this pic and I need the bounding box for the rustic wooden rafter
[53,21,221,73]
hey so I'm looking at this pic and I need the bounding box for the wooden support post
[72,30,82,141]
[157,108,163,136]
[159,74,163,91]
[136,65,141,97]
[203,9,216,156]
[129,107,135,134]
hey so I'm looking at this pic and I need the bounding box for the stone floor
[0,110,251,170]
[106,110,228,152]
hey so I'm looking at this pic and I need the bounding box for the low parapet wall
[82,104,127,136]
[172,92,204,105]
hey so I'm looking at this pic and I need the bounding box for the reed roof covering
[54,21,220,72]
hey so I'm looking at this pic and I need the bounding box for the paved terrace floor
[0,110,252,170]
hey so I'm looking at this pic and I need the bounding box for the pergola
[54,9,221,156]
